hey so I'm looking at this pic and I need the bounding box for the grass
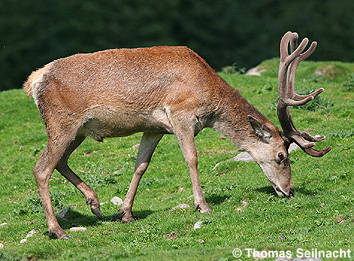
[0,60,353,261]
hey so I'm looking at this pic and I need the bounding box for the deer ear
[247,115,272,143]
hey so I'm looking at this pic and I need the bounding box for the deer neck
[210,88,268,151]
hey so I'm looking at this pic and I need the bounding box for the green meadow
[0,60,353,260]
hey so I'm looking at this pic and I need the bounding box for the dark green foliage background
[0,0,353,91]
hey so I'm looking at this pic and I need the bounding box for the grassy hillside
[0,60,353,260]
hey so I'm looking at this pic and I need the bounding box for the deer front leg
[119,133,163,222]
[169,114,211,213]
[177,134,211,213]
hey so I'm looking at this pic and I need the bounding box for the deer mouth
[272,184,294,197]
[274,186,294,197]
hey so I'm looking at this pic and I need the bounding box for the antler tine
[299,40,317,61]
[304,147,332,157]
[280,32,309,66]
[279,31,293,61]
[277,32,331,157]
[278,32,294,100]
[278,32,309,101]
[286,43,324,106]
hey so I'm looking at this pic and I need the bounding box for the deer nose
[288,186,294,197]
[286,183,295,197]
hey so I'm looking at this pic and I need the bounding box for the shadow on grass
[206,194,230,205]
[255,186,275,195]
[108,209,155,222]
[294,187,318,196]
[57,208,154,229]
[255,186,317,196]
[44,208,155,238]
[58,209,101,229]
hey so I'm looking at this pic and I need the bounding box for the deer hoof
[121,213,136,223]
[49,228,70,239]
[118,208,136,222]
[197,204,212,214]
[91,207,104,219]
[87,198,103,219]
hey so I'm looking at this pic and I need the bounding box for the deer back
[24,46,243,139]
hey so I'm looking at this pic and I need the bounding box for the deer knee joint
[34,168,52,187]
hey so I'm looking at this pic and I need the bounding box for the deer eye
[277,152,286,164]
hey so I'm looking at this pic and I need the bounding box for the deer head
[248,31,331,197]
[245,114,292,197]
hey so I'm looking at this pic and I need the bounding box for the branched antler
[277,31,331,157]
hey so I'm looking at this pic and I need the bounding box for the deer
[23,31,330,239]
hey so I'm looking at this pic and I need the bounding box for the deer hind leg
[119,133,163,222]
[34,132,76,239]
[56,135,103,218]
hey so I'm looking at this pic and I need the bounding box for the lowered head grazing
[247,115,292,197]
[243,31,331,197]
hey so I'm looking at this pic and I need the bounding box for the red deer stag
[24,31,330,239]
